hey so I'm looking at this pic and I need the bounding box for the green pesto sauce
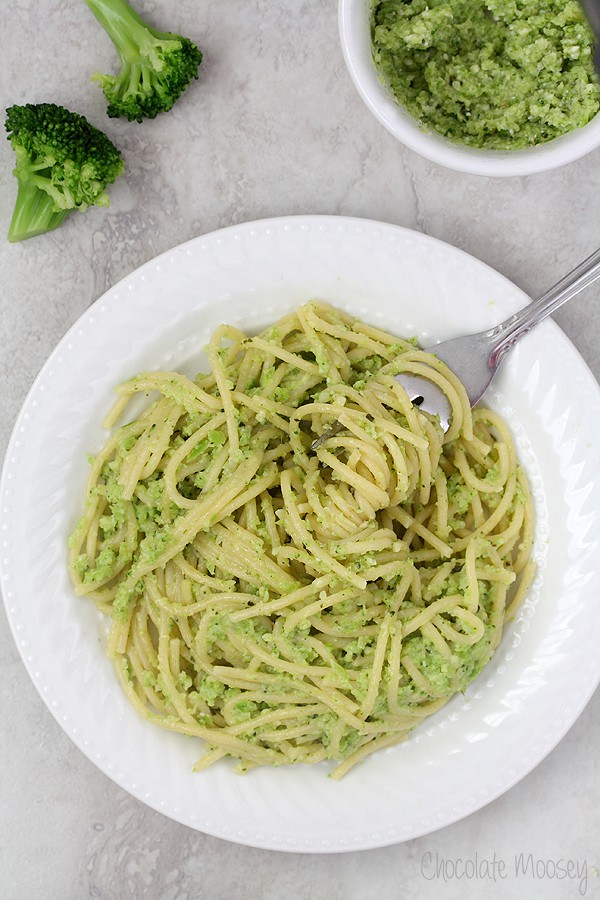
[371,0,600,149]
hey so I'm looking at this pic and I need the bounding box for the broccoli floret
[85,0,203,122]
[4,103,124,243]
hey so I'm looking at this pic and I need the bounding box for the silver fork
[311,245,600,449]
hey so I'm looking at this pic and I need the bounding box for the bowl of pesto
[339,0,600,175]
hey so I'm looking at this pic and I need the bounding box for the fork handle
[490,245,600,366]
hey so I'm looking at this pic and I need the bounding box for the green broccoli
[4,103,124,243]
[85,0,203,122]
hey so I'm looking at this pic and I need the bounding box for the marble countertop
[1,2,599,897]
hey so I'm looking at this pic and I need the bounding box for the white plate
[2,216,600,853]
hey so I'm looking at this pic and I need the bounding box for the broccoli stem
[8,180,70,243]
[85,0,166,62]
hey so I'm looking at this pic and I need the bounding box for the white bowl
[4,216,600,849]
[339,0,600,177]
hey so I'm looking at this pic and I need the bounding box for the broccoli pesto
[371,0,600,149]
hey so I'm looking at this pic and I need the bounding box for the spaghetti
[68,302,535,777]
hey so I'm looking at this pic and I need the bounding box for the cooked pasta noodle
[68,302,535,777]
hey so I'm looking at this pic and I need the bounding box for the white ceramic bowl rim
[339,0,600,177]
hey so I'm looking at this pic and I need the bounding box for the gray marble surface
[1,2,600,898]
